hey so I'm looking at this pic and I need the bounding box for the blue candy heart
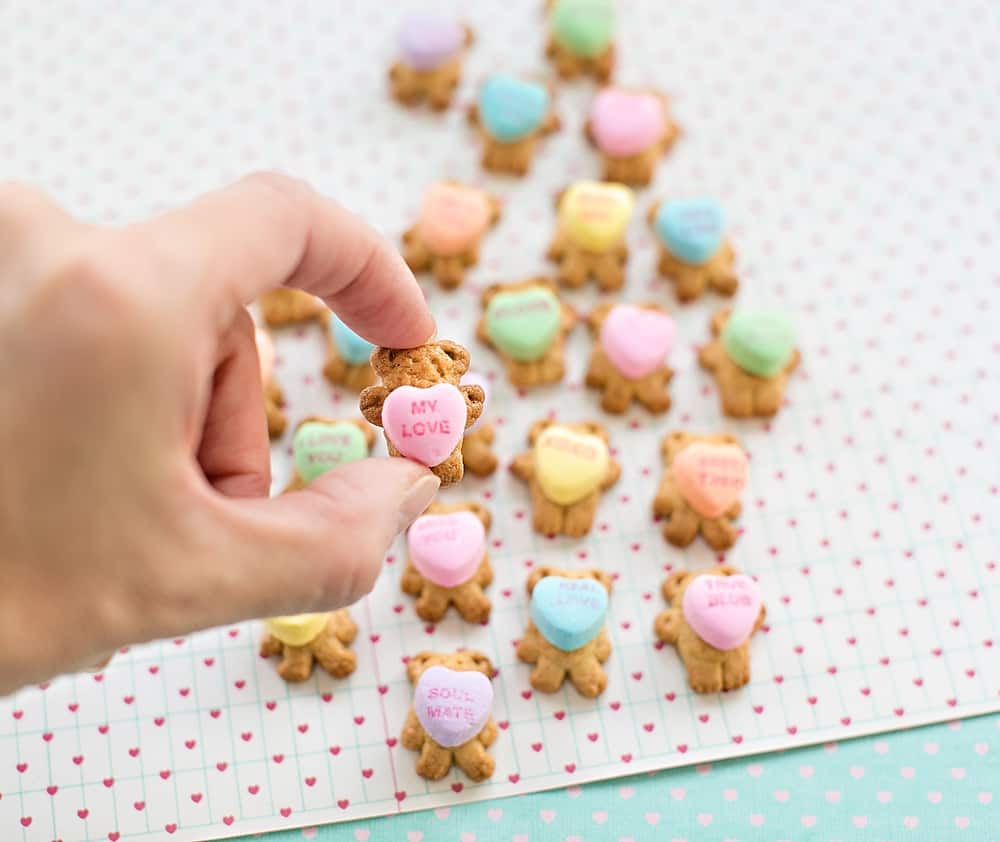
[329,314,374,365]
[530,576,608,652]
[478,74,549,143]
[654,198,726,265]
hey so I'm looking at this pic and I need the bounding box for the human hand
[0,173,439,695]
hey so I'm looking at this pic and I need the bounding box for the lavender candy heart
[413,665,493,747]
[398,11,464,71]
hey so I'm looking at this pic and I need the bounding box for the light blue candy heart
[329,314,375,365]
[478,74,549,143]
[530,576,608,652]
[654,198,726,265]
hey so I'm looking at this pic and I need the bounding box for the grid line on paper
[361,596,402,814]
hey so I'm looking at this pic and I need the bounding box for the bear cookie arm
[260,611,358,683]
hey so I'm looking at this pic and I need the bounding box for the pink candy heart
[599,305,675,379]
[408,511,486,588]
[682,574,762,651]
[589,89,665,158]
[413,665,493,747]
[673,442,747,518]
[381,384,467,467]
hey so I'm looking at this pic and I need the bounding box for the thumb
[199,458,439,626]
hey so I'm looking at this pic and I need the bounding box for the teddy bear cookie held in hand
[360,340,484,486]
[402,650,498,781]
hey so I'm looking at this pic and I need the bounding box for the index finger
[132,172,435,349]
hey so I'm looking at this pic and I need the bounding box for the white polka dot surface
[2,1,1000,840]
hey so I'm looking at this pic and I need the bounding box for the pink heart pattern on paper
[381,384,467,467]
[682,574,762,651]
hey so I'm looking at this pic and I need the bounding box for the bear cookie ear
[468,651,494,677]
[662,430,692,460]
[369,346,395,375]
[527,418,554,444]
[526,565,557,594]
[464,502,492,530]
[663,570,694,602]
[406,651,436,683]
[437,340,470,373]
[587,568,614,594]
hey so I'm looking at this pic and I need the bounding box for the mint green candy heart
[722,309,796,378]
[485,287,561,362]
[293,421,368,482]
[551,0,614,58]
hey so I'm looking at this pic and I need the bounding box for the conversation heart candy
[682,574,762,651]
[550,0,614,57]
[599,305,675,379]
[589,88,665,157]
[461,372,489,433]
[559,181,633,253]
[654,198,726,265]
[264,613,329,647]
[478,74,549,143]
[534,425,609,505]
[485,287,561,362]
[413,665,493,747]
[721,309,796,378]
[255,328,275,384]
[293,421,369,483]
[408,511,486,588]
[418,183,492,257]
[673,442,748,518]
[381,384,467,467]
[398,11,464,71]
[531,576,608,651]
[329,314,375,366]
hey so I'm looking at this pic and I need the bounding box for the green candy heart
[486,287,561,363]
[551,0,614,58]
[722,309,796,378]
[293,421,368,483]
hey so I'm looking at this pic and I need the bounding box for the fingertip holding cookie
[359,340,484,486]
[654,567,765,694]
[547,181,633,292]
[477,277,576,388]
[653,431,746,550]
[322,313,377,391]
[258,288,327,327]
[510,419,621,537]
[460,372,498,476]
[255,327,287,438]
[403,502,493,623]
[545,0,616,82]
[585,87,680,185]
[585,301,675,413]
[468,74,561,176]
[648,198,738,302]
[402,182,502,290]
[699,307,800,418]
[389,11,473,110]
[260,610,358,683]
[283,416,375,492]
[516,566,613,697]
[403,650,497,781]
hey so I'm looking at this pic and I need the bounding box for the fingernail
[397,474,440,532]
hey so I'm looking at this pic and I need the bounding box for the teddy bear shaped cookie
[545,0,616,82]
[652,431,747,550]
[468,73,560,175]
[460,372,498,477]
[389,11,473,110]
[402,650,498,781]
[283,416,375,492]
[322,313,377,391]
[260,611,358,683]
[510,419,621,537]
[403,502,493,623]
[477,277,576,388]
[654,566,765,693]
[516,566,613,697]
[255,327,286,438]
[547,181,633,291]
[258,288,327,327]
[359,341,484,486]
[402,182,501,290]
[648,198,738,301]
[585,87,680,186]
[585,302,675,413]
[699,308,799,418]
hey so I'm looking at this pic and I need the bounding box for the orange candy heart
[673,442,747,518]
[418,183,492,257]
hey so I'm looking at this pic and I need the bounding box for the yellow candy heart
[558,181,633,253]
[264,613,330,647]
[534,425,610,505]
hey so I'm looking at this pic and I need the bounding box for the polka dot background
[2,0,1000,840]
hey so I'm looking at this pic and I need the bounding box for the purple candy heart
[413,665,493,747]
[399,12,464,71]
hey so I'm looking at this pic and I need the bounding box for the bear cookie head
[526,565,613,595]
[661,429,739,462]
[406,649,494,684]
[370,340,471,388]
